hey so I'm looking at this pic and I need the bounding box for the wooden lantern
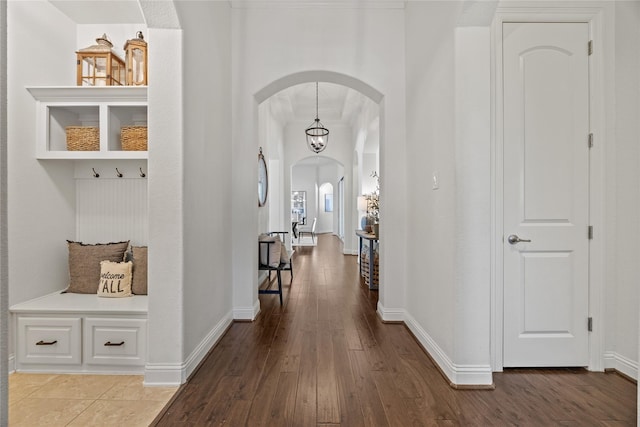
[76,34,125,86]
[124,31,148,86]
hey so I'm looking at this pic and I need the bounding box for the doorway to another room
[257,77,381,263]
[290,157,342,249]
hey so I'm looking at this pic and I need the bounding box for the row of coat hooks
[91,167,147,178]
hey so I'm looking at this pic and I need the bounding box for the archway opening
[252,71,384,311]
[257,78,380,252]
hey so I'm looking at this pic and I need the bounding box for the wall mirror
[258,147,268,207]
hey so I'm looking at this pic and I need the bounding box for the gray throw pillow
[130,246,148,295]
[66,240,130,294]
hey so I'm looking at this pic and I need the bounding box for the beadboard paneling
[76,178,148,246]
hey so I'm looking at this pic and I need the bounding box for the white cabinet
[84,317,147,367]
[11,292,148,374]
[17,317,82,366]
[27,86,148,160]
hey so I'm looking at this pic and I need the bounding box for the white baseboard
[233,300,260,320]
[183,310,233,380]
[376,301,405,322]
[144,310,233,387]
[604,351,638,380]
[343,248,358,256]
[8,353,14,373]
[143,363,183,387]
[404,312,493,386]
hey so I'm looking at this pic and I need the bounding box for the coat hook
[115,168,123,178]
[139,167,146,178]
[92,168,100,178]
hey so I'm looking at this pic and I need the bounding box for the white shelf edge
[10,291,149,315]
[27,86,147,102]
[36,151,148,160]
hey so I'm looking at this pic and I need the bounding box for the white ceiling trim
[230,0,406,9]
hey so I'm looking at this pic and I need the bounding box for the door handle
[507,234,531,244]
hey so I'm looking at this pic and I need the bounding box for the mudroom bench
[10,291,148,374]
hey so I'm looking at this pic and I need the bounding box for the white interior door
[503,22,590,367]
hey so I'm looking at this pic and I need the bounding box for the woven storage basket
[360,249,379,287]
[66,126,99,151]
[121,126,148,151]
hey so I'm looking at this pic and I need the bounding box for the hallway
[153,234,636,426]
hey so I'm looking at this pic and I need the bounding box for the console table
[356,230,379,290]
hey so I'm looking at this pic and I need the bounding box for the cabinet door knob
[104,341,125,347]
[36,340,58,346]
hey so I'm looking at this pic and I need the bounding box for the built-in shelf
[27,86,148,160]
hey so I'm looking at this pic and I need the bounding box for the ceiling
[267,82,371,127]
[267,82,380,155]
[50,1,145,24]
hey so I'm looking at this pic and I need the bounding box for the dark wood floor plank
[267,371,298,426]
[195,375,242,425]
[244,349,286,424]
[291,330,317,427]
[371,369,412,426]
[348,349,390,426]
[153,234,637,426]
[316,328,341,424]
[331,329,367,427]
[399,353,459,422]
[223,399,251,426]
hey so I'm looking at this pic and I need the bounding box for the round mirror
[258,148,268,207]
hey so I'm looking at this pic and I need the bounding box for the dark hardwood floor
[153,234,637,426]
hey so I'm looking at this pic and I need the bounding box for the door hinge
[588,317,593,332]
[588,133,594,148]
[588,225,593,240]
[588,40,593,56]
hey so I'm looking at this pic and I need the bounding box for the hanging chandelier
[305,82,330,153]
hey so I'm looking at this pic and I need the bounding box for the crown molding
[230,0,406,9]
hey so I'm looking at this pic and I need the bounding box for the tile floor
[9,373,177,426]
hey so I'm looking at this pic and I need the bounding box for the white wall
[258,102,286,235]
[145,26,184,385]
[404,1,461,377]
[171,1,233,380]
[7,1,77,306]
[605,1,640,379]
[1,2,7,424]
[361,154,378,195]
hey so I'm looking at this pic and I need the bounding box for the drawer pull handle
[104,341,125,347]
[36,340,58,346]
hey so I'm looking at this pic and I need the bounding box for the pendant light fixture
[305,82,330,153]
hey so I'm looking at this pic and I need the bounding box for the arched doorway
[232,71,390,319]
[249,72,383,312]
[289,157,343,246]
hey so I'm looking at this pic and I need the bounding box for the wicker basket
[66,126,99,151]
[360,249,379,288]
[121,126,148,151]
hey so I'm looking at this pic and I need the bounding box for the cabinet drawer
[84,318,147,366]
[17,317,81,365]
